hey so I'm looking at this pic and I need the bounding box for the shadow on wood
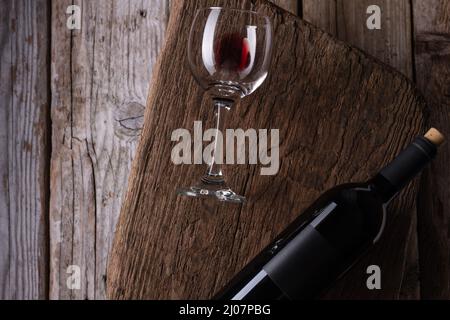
[107,0,426,299]
[415,0,450,300]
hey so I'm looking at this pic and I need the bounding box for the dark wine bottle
[214,129,445,300]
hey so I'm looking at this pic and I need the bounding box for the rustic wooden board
[0,0,50,300]
[49,0,169,300]
[302,0,413,79]
[414,0,450,300]
[107,0,426,299]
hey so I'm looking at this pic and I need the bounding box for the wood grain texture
[0,0,50,299]
[302,0,414,79]
[107,0,426,300]
[272,0,298,14]
[302,0,338,34]
[414,0,450,299]
[49,0,169,300]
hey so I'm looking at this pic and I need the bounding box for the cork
[424,128,445,146]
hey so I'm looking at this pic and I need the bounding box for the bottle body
[214,133,441,300]
[214,181,387,300]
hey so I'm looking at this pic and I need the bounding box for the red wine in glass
[215,33,252,73]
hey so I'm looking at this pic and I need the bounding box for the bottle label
[263,225,339,299]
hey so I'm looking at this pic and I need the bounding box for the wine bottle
[214,129,445,300]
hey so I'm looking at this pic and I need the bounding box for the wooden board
[414,0,450,300]
[107,0,426,299]
[0,0,50,300]
[302,0,413,79]
[49,0,169,300]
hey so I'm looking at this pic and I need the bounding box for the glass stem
[202,98,233,185]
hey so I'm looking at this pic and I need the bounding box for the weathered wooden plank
[272,0,298,14]
[49,0,169,300]
[302,0,337,34]
[0,0,50,299]
[303,0,413,79]
[414,0,450,299]
[303,0,419,299]
[107,0,425,299]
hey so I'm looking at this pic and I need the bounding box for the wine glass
[177,7,273,203]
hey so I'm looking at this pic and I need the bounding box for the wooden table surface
[0,0,448,300]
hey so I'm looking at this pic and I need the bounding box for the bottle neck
[369,174,398,204]
[370,136,437,204]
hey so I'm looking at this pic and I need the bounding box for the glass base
[177,183,246,204]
